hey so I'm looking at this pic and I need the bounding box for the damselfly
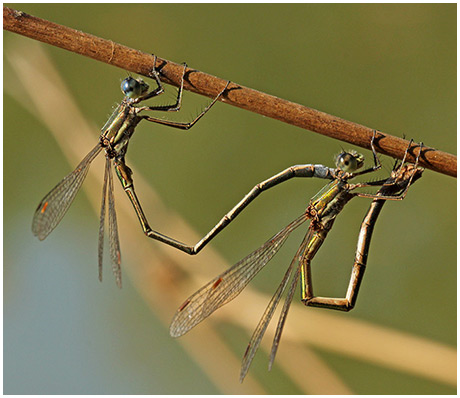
[169,136,423,381]
[32,57,229,287]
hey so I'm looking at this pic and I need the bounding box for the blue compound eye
[121,77,149,99]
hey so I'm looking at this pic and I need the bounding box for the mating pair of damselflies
[32,60,423,381]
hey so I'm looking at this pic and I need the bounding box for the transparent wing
[268,261,302,370]
[98,156,110,283]
[32,144,102,240]
[239,227,313,382]
[107,158,122,288]
[170,213,309,338]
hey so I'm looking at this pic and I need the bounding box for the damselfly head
[121,77,149,100]
[335,150,364,172]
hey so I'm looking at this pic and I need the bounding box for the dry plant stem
[3,6,456,178]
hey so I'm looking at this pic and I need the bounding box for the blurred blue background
[4,3,456,394]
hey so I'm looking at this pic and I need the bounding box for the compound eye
[121,77,146,99]
[336,152,358,172]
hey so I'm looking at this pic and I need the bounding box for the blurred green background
[4,3,456,394]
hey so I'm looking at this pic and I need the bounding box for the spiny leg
[136,59,187,111]
[388,140,423,200]
[350,130,382,178]
[145,55,165,99]
[132,55,166,102]
[138,79,230,130]
[352,140,424,201]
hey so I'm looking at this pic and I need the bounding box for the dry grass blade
[269,341,353,394]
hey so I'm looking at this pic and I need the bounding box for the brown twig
[3,6,456,177]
